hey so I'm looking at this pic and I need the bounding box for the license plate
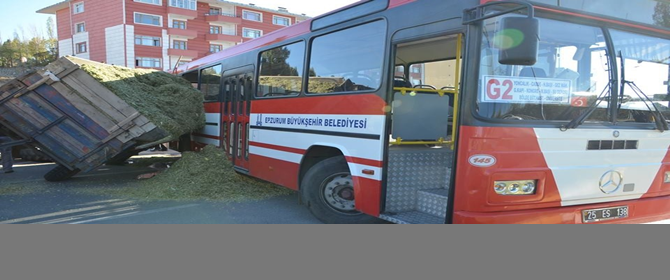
[582,206,628,223]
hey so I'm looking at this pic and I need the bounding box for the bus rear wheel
[302,156,377,224]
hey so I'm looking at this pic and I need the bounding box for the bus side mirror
[498,17,539,66]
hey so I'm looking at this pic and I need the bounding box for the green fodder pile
[79,146,292,202]
[79,62,205,140]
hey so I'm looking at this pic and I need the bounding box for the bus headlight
[494,180,537,195]
[665,172,670,183]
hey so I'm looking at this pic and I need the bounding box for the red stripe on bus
[389,0,417,8]
[642,147,670,199]
[250,141,306,155]
[249,154,300,190]
[252,94,387,115]
[203,103,221,113]
[353,176,382,217]
[346,156,384,168]
[453,126,562,213]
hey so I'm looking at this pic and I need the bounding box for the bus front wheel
[302,156,377,224]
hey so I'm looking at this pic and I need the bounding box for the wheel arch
[298,145,349,192]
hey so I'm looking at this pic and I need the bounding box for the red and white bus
[177,0,670,224]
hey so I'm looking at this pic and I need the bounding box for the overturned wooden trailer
[0,57,203,181]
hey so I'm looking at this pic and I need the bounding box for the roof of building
[37,0,70,14]
[37,0,311,19]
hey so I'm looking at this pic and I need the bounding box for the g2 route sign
[481,75,572,105]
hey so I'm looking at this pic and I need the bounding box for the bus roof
[176,0,416,75]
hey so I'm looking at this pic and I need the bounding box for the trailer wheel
[302,156,377,224]
[44,165,80,182]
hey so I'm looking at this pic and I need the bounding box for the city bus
[176,0,670,224]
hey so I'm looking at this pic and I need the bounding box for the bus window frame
[255,40,307,100]
[305,18,388,96]
[200,64,223,103]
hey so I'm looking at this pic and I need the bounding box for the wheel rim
[321,172,357,213]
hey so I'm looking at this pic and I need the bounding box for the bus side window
[200,64,223,102]
[307,20,386,94]
[258,41,305,97]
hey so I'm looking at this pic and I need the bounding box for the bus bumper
[453,195,670,224]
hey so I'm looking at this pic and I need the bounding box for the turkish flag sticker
[571,97,589,107]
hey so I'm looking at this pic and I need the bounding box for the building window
[75,22,86,33]
[169,0,196,10]
[135,35,161,47]
[209,7,222,15]
[173,40,187,50]
[134,0,161,5]
[210,44,222,53]
[242,10,262,22]
[172,20,186,29]
[76,42,87,54]
[210,25,222,34]
[134,13,162,26]
[73,2,84,14]
[242,28,262,39]
[273,16,290,26]
[136,57,162,68]
[258,42,305,97]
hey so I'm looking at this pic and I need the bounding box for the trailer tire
[44,165,80,182]
[19,147,52,162]
[302,156,378,224]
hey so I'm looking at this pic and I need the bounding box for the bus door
[222,66,254,171]
[382,32,463,224]
[221,79,232,155]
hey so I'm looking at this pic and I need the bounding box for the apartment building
[38,0,309,71]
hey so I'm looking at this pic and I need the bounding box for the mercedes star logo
[599,170,623,194]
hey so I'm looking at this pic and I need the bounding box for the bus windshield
[477,16,670,125]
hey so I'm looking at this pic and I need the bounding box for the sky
[0,0,360,41]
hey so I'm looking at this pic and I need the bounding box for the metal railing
[390,34,462,149]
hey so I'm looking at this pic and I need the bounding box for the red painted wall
[77,0,124,62]
[49,0,304,67]
[56,9,71,40]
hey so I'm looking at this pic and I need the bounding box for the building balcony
[205,13,242,25]
[205,33,242,42]
[168,48,199,58]
[167,28,198,39]
[167,6,198,20]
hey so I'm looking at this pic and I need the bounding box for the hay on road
[76,146,292,202]
[79,62,205,140]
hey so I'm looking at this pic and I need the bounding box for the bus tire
[302,156,377,224]
[44,165,80,182]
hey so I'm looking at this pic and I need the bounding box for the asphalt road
[0,156,322,224]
